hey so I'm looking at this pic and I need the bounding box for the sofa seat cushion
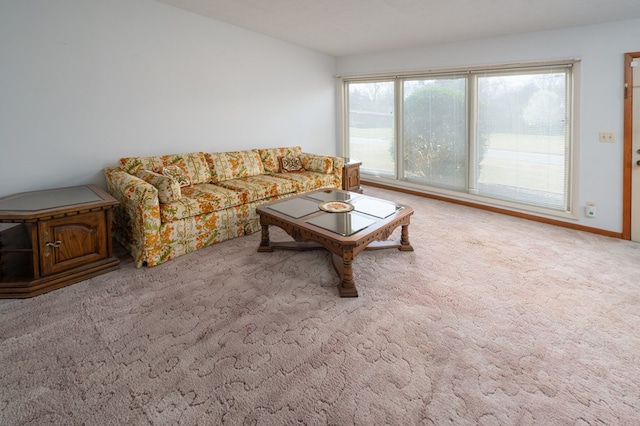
[270,171,339,192]
[205,149,265,183]
[258,146,303,173]
[159,183,247,222]
[215,175,296,204]
[119,152,212,185]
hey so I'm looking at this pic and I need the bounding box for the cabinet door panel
[348,168,360,189]
[39,211,108,276]
[342,162,362,192]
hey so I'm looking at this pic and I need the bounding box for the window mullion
[395,78,403,181]
[468,74,478,194]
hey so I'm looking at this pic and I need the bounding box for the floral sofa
[104,146,344,267]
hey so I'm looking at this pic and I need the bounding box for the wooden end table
[256,189,413,297]
[0,184,120,298]
[342,158,363,193]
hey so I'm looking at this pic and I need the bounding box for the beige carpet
[1,186,639,425]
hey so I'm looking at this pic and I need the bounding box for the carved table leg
[257,224,273,252]
[333,252,358,297]
[399,224,414,251]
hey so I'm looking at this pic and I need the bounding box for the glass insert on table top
[350,197,401,219]
[267,197,320,218]
[0,186,102,212]
[306,190,357,202]
[305,212,377,237]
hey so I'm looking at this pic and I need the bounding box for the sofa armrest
[301,153,344,187]
[331,156,345,181]
[104,167,161,267]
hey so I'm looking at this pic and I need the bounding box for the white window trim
[338,59,581,221]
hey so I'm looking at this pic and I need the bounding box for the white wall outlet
[599,132,615,143]
[585,202,597,218]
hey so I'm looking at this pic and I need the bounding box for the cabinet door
[347,167,360,190]
[39,211,108,276]
[343,164,361,191]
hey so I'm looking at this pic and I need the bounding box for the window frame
[340,59,579,220]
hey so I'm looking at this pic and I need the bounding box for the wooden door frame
[622,52,639,240]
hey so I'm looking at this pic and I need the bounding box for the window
[347,81,395,178]
[403,77,467,190]
[344,62,574,214]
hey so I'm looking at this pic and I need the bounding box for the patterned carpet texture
[1,186,639,425]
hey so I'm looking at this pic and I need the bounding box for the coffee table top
[259,189,407,237]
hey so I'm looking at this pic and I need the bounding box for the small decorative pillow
[301,154,334,174]
[136,170,182,204]
[277,156,305,173]
[162,165,191,187]
[258,146,303,173]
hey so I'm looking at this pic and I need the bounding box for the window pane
[347,81,395,178]
[403,78,467,190]
[474,71,569,209]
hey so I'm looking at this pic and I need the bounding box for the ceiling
[155,0,640,57]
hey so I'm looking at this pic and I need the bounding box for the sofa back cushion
[204,149,265,183]
[258,146,303,173]
[119,152,212,185]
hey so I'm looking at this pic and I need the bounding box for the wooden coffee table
[256,189,414,297]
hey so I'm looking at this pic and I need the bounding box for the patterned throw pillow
[162,165,191,187]
[135,170,182,203]
[119,152,212,184]
[301,154,334,174]
[258,147,303,173]
[277,156,305,173]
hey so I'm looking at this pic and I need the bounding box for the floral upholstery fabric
[300,153,334,174]
[105,167,162,268]
[161,165,190,187]
[105,147,343,268]
[150,209,233,266]
[215,175,296,203]
[119,152,212,185]
[258,146,303,173]
[243,195,293,235]
[271,171,338,193]
[205,149,265,183]
[135,170,182,204]
[159,183,247,222]
[275,154,344,190]
[330,156,345,181]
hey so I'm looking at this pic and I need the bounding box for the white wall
[1,1,635,234]
[337,19,640,233]
[0,0,337,197]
